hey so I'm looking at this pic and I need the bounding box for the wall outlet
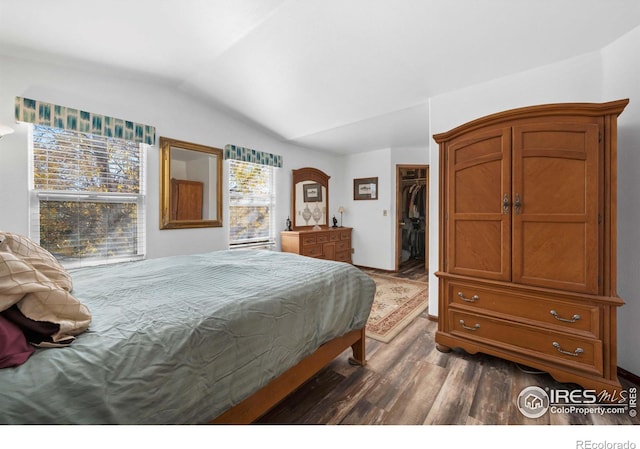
[383,209,388,216]
[351,248,355,254]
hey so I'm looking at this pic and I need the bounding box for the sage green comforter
[0,250,375,424]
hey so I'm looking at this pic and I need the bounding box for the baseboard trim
[618,366,640,387]
[354,265,395,274]
[427,314,438,322]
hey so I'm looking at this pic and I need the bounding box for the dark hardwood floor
[358,257,428,282]
[257,263,639,426]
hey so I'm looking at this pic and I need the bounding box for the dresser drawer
[301,244,323,257]
[317,234,329,243]
[335,240,349,252]
[329,232,340,242]
[302,235,317,245]
[449,310,603,376]
[335,250,351,262]
[447,281,599,338]
[340,230,350,240]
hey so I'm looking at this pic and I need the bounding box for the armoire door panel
[521,157,587,215]
[454,159,503,213]
[512,123,599,293]
[453,219,505,275]
[519,128,594,154]
[447,128,511,280]
[519,221,590,290]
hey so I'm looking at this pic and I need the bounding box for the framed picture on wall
[303,183,323,202]
[353,177,378,200]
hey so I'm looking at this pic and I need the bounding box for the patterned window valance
[15,96,156,145]
[224,144,282,168]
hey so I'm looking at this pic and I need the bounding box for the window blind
[228,159,276,249]
[30,125,146,267]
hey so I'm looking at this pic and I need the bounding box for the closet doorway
[395,165,429,274]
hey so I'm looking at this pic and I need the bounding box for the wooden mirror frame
[160,136,223,229]
[291,167,330,230]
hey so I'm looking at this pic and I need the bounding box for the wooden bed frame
[211,327,366,424]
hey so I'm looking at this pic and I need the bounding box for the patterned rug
[366,274,428,343]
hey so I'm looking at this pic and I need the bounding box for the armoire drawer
[447,281,599,338]
[449,310,603,376]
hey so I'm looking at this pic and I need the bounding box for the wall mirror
[291,167,330,229]
[160,137,223,229]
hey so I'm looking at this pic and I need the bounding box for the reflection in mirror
[291,167,330,230]
[160,137,222,229]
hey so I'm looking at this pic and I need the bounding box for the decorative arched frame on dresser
[291,167,330,230]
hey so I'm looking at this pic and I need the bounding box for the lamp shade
[0,123,14,137]
[338,206,345,213]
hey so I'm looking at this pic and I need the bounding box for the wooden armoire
[433,99,628,394]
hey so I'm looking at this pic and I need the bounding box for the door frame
[395,164,429,272]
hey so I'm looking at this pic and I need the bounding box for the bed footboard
[211,327,366,424]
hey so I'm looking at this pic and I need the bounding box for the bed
[0,243,376,424]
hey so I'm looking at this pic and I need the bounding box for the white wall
[340,145,429,270]
[602,25,640,377]
[427,32,640,375]
[343,148,394,269]
[0,54,343,258]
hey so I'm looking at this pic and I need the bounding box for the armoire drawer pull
[459,320,480,331]
[552,341,584,357]
[550,310,581,323]
[457,292,479,303]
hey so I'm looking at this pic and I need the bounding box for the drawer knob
[457,292,479,303]
[459,319,480,331]
[550,310,581,323]
[552,341,584,357]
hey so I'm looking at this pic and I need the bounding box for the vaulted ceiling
[1,0,639,154]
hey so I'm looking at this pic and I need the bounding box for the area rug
[366,274,428,343]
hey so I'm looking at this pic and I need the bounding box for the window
[228,159,276,249]
[30,125,146,267]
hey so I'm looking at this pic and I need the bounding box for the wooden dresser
[433,100,628,394]
[281,227,352,263]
